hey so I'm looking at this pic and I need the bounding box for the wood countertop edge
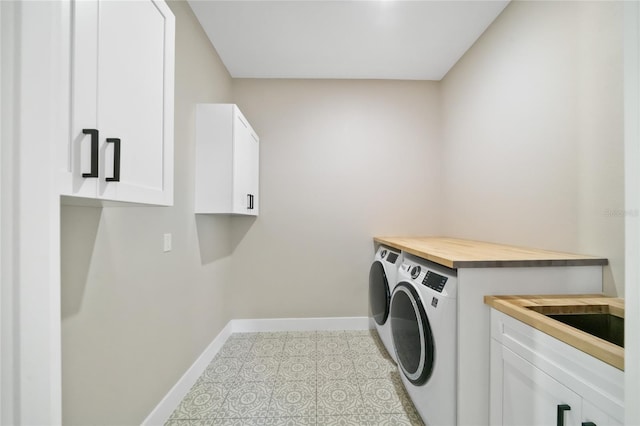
[374,237,608,268]
[394,246,456,269]
[484,295,624,371]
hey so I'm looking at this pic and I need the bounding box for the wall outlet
[163,233,172,252]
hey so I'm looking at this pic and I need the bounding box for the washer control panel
[399,256,457,298]
[422,271,448,293]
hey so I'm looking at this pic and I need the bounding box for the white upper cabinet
[60,0,174,206]
[195,104,260,216]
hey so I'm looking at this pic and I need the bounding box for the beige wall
[230,79,442,318]
[441,0,624,296]
[61,1,235,424]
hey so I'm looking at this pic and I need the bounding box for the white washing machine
[390,254,457,426]
[369,244,401,362]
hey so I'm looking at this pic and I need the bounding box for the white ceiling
[187,0,510,81]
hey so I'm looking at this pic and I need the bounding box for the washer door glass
[369,260,390,326]
[390,282,434,385]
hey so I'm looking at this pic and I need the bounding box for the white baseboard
[141,316,371,425]
[141,321,234,426]
[230,316,371,333]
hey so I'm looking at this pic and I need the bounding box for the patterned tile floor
[165,330,424,425]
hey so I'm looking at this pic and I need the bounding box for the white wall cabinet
[490,309,624,426]
[195,104,259,216]
[59,0,174,206]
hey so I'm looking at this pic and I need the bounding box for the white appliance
[369,245,401,362]
[390,254,458,426]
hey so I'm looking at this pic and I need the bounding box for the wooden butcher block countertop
[485,294,624,370]
[374,236,608,269]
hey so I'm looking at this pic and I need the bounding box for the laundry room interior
[7,0,636,424]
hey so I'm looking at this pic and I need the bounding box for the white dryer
[369,245,401,362]
[390,254,458,426]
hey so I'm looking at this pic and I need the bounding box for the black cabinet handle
[82,129,99,178]
[105,138,120,182]
[557,404,571,426]
[247,194,254,210]
[582,423,597,426]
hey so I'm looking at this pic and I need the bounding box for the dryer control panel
[422,271,448,293]
[380,249,400,265]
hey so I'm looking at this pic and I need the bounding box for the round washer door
[390,282,435,385]
[369,260,390,326]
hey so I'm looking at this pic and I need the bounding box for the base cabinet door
[61,0,174,206]
[502,347,582,426]
[583,401,624,426]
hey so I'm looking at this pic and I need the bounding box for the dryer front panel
[369,260,390,326]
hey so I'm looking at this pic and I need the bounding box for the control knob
[411,266,421,279]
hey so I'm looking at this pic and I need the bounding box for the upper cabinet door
[232,109,260,215]
[61,0,174,206]
[248,122,260,215]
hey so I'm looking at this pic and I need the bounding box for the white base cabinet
[195,104,259,216]
[490,309,624,426]
[59,0,174,206]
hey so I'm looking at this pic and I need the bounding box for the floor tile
[169,381,227,420]
[344,329,375,337]
[287,330,318,339]
[201,357,243,383]
[255,331,290,340]
[217,381,273,419]
[283,338,316,356]
[267,380,316,417]
[388,372,424,422]
[227,332,260,341]
[353,354,396,379]
[278,357,316,381]
[250,339,285,357]
[316,414,377,425]
[316,379,365,416]
[360,378,406,414]
[347,335,382,354]
[317,413,423,425]
[316,330,347,339]
[317,355,356,380]
[316,337,349,355]
[165,420,214,426]
[166,329,423,425]
[217,339,253,358]
[209,419,245,426]
[258,417,317,425]
[371,337,392,358]
[238,356,280,382]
